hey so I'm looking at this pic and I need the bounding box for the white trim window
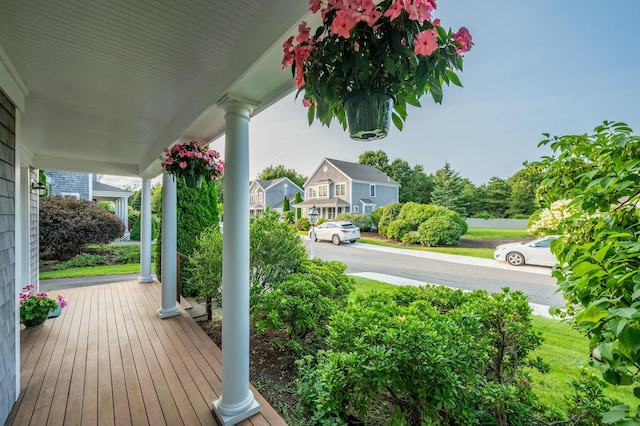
[369,184,376,197]
[259,192,263,203]
[250,193,255,203]
[353,205,359,213]
[335,183,346,196]
[308,187,317,198]
[319,185,328,198]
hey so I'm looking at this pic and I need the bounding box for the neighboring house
[249,177,303,217]
[45,171,133,240]
[295,158,399,219]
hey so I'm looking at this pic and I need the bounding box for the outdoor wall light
[31,181,47,196]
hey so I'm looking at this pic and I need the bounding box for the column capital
[217,94,259,116]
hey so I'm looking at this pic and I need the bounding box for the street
[308,240,565,309]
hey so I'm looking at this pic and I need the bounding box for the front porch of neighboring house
[294,198,351,220]
[6,279,286,426]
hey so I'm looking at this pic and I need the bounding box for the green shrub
[40,195,125,260]
[282,211,295,225]
[297,286,549,425]
[187,225,223,306]
[335,213,372,231]
[129,210,141,240]
[370,207,383,229]
[386,218,412,241]
[112,244,141,263]
[253,259,354,350]
[377,202,402,237]
[417,216,463,246]
[51,252,108,269]
[296,217,310,231]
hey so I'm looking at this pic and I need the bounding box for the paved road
[308,240,565,309]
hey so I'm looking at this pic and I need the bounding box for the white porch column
[139,179,153,283]
[158,172,180,318]
[212,95,260,425]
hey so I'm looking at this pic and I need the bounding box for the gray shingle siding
[0,88,16,425]
[46,170,90,200]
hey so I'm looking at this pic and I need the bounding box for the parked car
[494,236,559,267]
[310,221,361,245]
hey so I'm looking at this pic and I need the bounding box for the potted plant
[282,0,473,140]
[161,140,224,188]
[19,284,67,329]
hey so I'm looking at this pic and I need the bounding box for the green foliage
[282,195,290,212]
[282,211,295,225]
[370,207,383,228]
[98,200,115,213]
[187,225,223,306]
[253,259,355,350]
[532,121,640,417]
[527,199,574,237]
[430,162,469,217]
[483,176,512,218]
[417,216,463,246]
[297,286,547,425]
[334,213,372,231]
[296,217,311,231]
[128,187,142,210]
[51,253,108,269]
[111,244,141,263]
[38,169,48,197]
[382,202,467,243]
[256,164,307,189]
[128,208,140,239]
[358,150,391,175]
[40,195,125,260]
[294,192,303,220]
[377,202,402,237]
[507,166,542,217]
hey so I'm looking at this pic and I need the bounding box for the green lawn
[40,263,145,280]
[358,237,495,259]
[463,227,531,239]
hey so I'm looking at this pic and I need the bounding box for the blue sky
[105,1,640,189]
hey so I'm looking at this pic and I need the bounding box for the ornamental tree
[532,121,640,420]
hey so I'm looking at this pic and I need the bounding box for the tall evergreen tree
[430,162,468,217]
[483,177,512,218]
[294,191,303,220]
[283,195,290,212]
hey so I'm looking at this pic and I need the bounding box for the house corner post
[212,95,261,425]
[139,178,153,283]
[158,172,180,318]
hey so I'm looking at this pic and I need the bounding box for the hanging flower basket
[282,0,473,140]
[344,90,394,141]
[161,141,224,189]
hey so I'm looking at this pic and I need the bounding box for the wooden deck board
[7,280,287,426]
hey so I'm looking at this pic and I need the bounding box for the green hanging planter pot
[183,175,203,189]
[344,91,394,141]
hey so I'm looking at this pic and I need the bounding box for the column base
[211,394,260,426]
[157,305,180,319]
[138,275,154,283]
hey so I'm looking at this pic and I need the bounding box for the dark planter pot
[23,315,47,329]
[344,91,394,141]
[183,175,203,189]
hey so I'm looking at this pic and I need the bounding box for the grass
[463,227,531,239]
[351,277,637,412]
[40,263,145,280]
[358,237,495,259]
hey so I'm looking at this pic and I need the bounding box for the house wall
[265,180,302,211]
[351,181,397,213]
[307,163,349,200]
[46,170,89,200]
[0,89,16,424]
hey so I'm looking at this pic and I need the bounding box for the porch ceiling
[0,0,308,178]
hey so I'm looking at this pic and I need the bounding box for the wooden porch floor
[6,280,287,426]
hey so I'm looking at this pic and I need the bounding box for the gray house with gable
[249,177,303,217]
[295,158,399,220]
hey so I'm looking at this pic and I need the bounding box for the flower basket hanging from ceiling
[282,0,473,141]
[161,141,224,189]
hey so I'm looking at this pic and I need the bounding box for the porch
[5,279,286,426]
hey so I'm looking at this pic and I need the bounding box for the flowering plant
[283,0,472,131]
[19,284,67,322]
[161,141,224,181]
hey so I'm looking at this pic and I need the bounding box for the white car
[310,221,361,245]
[494,236,558,267]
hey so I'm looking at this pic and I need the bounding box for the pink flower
[37,291,48,298]
[24,284,35,290]
[384,0,405,21]
[348,0,382,27]
[302,98,312,107]
[179,161,188,169]
[353,41,360,51]
[452,26,473,53]
[309,0,323,13]
[414,28,438,56]
[57,295,67,308]
[329,10,357,38]
[282,36,295,69]
[296,21,312,43]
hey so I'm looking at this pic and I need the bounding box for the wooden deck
[6,280,287,426]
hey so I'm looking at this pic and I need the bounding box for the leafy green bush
[282,211,295,225]
[377,202,402,237]
[380,202,467,242]
[112,244,141,263]
[296,217,310,231]
[40,195,125,260]
[51,252,108,269]
[187,225,223,305]
[253,259,354,350]
[386,218,412,241]
[334,213,372,231]
[417,216,463,246]
[297,286,549,425]
[370,207,383,229]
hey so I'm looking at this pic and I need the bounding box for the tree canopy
[256,165,306,189]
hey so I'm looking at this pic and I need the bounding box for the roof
[92,181,133,196]
[252,177,303,192]
[325,158,399,186]
[294,198,350,208]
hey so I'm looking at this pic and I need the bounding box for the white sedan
[494,236,558,267]
[310,221,361,245]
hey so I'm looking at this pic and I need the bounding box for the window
[250,193,255,203]
[319,185,328,197]
[335,183,346,196]
[259,192,263,203]
[308,187,317,198]
[370,184,376,197]
[353,205,359,213]
[327,207,336,219]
